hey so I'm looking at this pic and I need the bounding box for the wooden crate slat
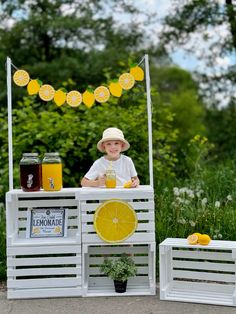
[172,280,234,293]
[172,249,232,260]
[18,208,78,219]
[7,245,81,255]
[89,255,148,265]
[173,260,235,272]
[89,266,149,276]
[8,266,81,277]
[82,211,154,223]
[88,245,149,255]
[18,199,78,208]
[8,287,82,299]
[82,232,155,244]
[82,222,155,233]
[173,269,235,282]
[8,277,81,289]
[81,201,154,211]
[7,256,81,267]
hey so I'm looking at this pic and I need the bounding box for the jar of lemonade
[20,153,41,192]
[105,169,116,188]
[42,152,62,191]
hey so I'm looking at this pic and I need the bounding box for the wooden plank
[173,260,235,272]
[172,280,234,293]
[7,266,81,277]
[82,222,155,233]
[7,256,81,267]
[89,266,149,276]
[8,277,81,289]
[160,238,236,249]
[88,245,149,255]
[18,208,78,219]
[81,201,155,212]
[7,287,82,299]
[18,199,78,208]
[172,249,232,261]
[172,269,235,282]
[82,211,154,223]
[89,256,148,265]
[7,245,81,255]
[82,232,155,244]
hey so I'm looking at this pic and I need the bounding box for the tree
[159,0,236,107]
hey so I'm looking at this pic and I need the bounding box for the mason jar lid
[44,152,59,157]
[22,153,39,157]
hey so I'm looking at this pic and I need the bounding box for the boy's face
[102,140,124,160]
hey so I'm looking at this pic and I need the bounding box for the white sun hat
[97,127,130,153]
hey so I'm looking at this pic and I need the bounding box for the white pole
[7,57,13,191]
[144,54,154,188]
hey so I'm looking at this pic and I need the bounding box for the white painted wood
[159,238,236,306]
[7,57,13,190]
[82,243,156,297]
[8,287,82,299]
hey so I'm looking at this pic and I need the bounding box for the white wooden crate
[6,188,81,245]
[77,186,155,245]
[159,238,236,306]
[82,243,156,297]
[7,244,82,299]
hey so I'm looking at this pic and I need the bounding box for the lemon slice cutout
[118,73,135,90]
[94,199,137,243]
[94,86,110,103]
[187,234,198,245]
[109,82,122,97]
[39,84,55,101]
[27,79,41,95]
[66,90,82,107]
[13,70,30,87]
[130,66,144,81]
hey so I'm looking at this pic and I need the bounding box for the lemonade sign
[27,208,68,238]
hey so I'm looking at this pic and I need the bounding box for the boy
[81,127,139,188]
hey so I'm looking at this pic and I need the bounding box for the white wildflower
[196,189,204,198]
[218,233,222,239]
[226,195,232,201]
[179,187,187,194]
[173,187,180,196]
[201,198,208,206]
[177,218,186,225]
[215,201,220,208]
[189,220,196,227]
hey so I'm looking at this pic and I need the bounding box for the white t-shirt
[84,154,137,186]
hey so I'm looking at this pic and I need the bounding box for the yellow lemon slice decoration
[13,69,30,87]
[130,66,144,81]
[109,82,122,97]
[118,73,135,90]
[66,90,82,107]
[94,199,137,243]
[83,90,95,108]
[54,89,66,106]
[94,86,110,103]
[27,79,41,95]
[39,84,55,101]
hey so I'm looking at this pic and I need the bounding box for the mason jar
[105,169,116,188]
[20,153,41,192]
[42,152,62,191]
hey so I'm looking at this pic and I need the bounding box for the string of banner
[12,63,144,108]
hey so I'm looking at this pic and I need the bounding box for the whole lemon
[198,234,211,245]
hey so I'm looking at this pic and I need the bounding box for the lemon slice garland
[94,199,138,243]
[12,64,144,108]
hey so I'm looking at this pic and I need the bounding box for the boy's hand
[131,177,139,188]
[97,175,106,187]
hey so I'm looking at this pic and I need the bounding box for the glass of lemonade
[105,169,116,188]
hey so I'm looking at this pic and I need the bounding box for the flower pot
[114,280,127,293]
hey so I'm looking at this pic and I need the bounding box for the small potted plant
[100,253,137,293]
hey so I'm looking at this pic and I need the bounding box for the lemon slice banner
[12,63,145,107]
[94,199,137,243]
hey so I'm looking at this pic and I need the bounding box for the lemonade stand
[5,55,156,299]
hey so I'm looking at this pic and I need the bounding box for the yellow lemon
[13,69,30,87]
[39,84,55,101]
[118,73,135,90]
[66,90,82,107]
[130,66,144,81]
[109,82,122,97]
[94,199,137,243]
[198,234,211,245]
[94,86,110,103]
[187,234,198,245]
[27,79,41,95]
[54,89,66,106]
[82,90,95,108]
[123,180,132,188]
